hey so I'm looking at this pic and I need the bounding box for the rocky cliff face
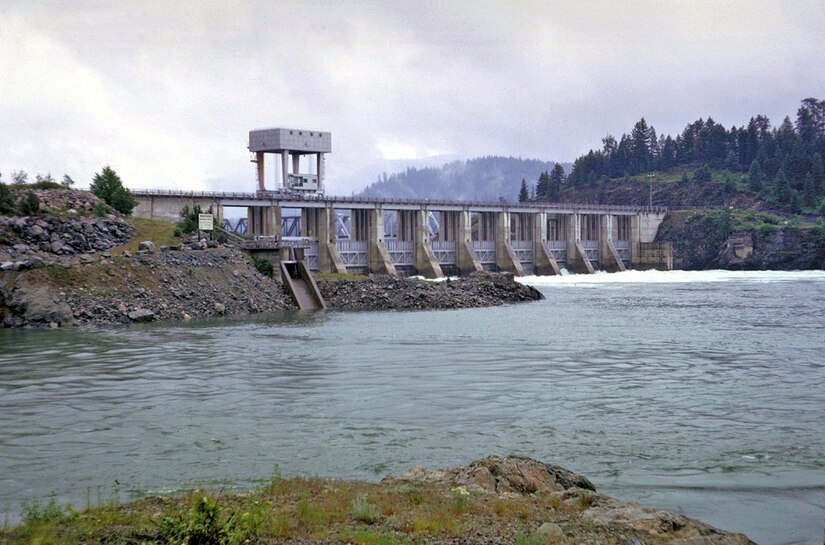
[656,211,825,270]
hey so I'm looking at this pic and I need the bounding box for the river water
[1,270,824,544]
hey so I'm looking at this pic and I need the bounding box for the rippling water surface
[1,270,824,544]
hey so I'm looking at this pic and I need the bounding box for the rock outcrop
[657,211,825,270]
[388,455,756,545]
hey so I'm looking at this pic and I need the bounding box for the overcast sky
[1,0,823,194]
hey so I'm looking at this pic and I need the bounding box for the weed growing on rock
[251,256,273,277]
[351,494,380,524]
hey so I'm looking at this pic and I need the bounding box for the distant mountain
[358,156,570,201]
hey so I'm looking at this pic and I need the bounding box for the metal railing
[581,240,599,262]
[131,188,668,214]
[336,240,368,268]
[510,240,533,266]
[386,240,414,266]
[472,240,496,264]
[431,240,456,264]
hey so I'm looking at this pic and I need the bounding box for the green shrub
[693,163,712,183]
[0,182,14,214]
[31,173,62,190]
[93,200,109,217]
[159,495,227,545]
[20,493,71,525]
[177,205,202,235]
[17,191,40,215]
[158,494,265,545]
[252,256,273,277]
[351,494,380,524]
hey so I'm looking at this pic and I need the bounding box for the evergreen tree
[747,160,763,192]
[61,174,75,188]
[91,166,136,215]
[548,163,566,200]
[518,178,529,202]
[774,169,791,203]
[630,118,651,174]
[536,171,550,198]
[811,153,824,193]
[693,164,712,183]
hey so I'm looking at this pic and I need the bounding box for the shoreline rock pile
[387,455,756,545]
[0,214,133,261]
[318,271,544,310]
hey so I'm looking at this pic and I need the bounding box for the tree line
[559,97,825,211]
[0,166,136,216]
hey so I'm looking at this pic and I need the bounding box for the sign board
[198,213,214,231]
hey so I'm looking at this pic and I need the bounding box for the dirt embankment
[0,246,295,328]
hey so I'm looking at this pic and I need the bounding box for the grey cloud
[1,0,823,195]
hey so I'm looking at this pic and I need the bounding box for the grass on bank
[111,217,179,256]
[0,472,608,545]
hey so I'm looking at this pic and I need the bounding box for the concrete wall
[133,195,221,222]
[634,241,673,270]
[133,192,669,276]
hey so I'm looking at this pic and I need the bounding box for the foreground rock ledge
[386,456,755,545]
[0,455,756,545]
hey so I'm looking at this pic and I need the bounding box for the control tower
[249,127,331,193]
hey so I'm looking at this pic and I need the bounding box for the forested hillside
[359,156,568,201]
[554,97,825,213]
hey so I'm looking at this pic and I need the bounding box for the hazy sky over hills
[1,0,823,194]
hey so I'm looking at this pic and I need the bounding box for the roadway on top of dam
[131,188,667,215]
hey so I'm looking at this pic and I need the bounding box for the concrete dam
[131,127,672,278]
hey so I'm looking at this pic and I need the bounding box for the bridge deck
[131,189,665,215]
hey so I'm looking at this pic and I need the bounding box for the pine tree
[747,160,763,192]
[518,178,529,202]
[91,166,136,215]
[548,163,565,200]
[536,171,550,198]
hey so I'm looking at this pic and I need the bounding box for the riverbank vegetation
[0,456,754,545]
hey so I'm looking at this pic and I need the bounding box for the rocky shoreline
[318,272,543,311]
[0,188,544,328]
[0,216,544,328]
[0,455,755,545]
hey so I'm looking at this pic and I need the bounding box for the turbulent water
[1,270,824,544]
